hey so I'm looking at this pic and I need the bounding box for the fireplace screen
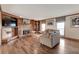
[23,30,30,35]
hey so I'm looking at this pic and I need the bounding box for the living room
[0,4,79,54]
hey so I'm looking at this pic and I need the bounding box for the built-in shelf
[1,11,23,45]
[2,26,18,28]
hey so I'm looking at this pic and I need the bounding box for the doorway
[57,22,65,36]
[41,23,46,31]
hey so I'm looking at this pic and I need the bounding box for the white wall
[65,15,79,40]
[40,18,57,31]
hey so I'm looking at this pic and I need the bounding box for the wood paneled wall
[0,11,2,45]
[30,20,40,31]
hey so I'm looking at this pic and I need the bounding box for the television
[2,16,17,27]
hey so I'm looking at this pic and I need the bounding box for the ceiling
[1,4,79,20]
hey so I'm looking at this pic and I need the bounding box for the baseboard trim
[64,37,79,41]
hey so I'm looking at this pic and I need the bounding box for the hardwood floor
[0,34,79,54]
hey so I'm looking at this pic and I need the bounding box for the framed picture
[71,17,79,27]
[23,19,30,25]
[47,19,54,25]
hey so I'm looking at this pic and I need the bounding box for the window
[41,23,46,31]
[57,22,65,36]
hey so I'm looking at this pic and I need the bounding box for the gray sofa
[40,29,60,48]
